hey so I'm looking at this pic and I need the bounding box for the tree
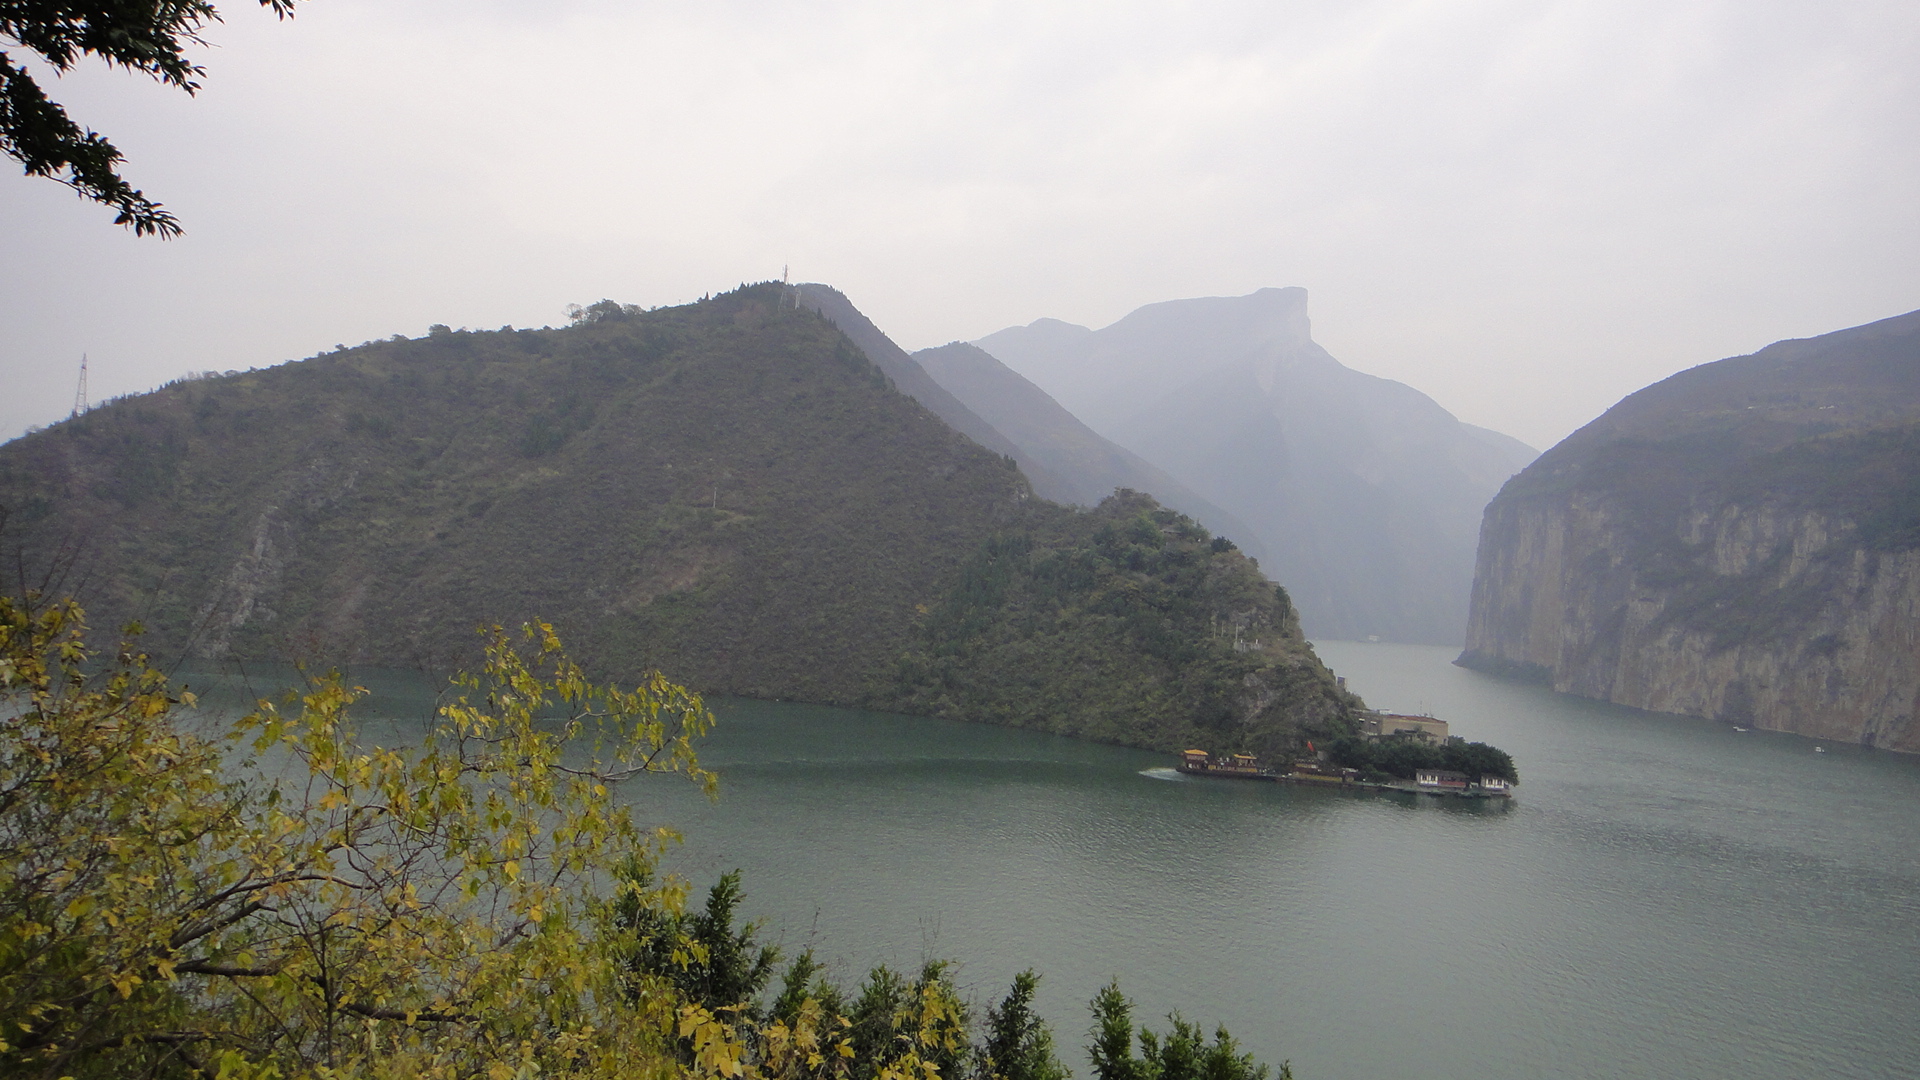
[770,949,844,1028]
[843,961,970,1080]
[669,958,968,1080]
[0,592,715,1078]
[978,970,1067,1080]
[614,866,781,1016]
[1088,980,1151,1080]
[1,1,299,236]
[1086,981,1288,1080]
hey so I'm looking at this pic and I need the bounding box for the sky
[3,0,1916,451]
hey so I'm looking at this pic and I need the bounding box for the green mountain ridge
[1,283,1356,756]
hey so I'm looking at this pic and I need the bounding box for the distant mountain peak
[970,287,1538,645]
[1104,286,1314,355]
[911,339,1268,558]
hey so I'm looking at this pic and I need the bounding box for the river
[188,642,1920,1079]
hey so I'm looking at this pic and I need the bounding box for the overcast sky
[4,0,1916,450]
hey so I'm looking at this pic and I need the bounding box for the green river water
[188,642,1920,1080]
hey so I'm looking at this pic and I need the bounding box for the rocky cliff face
[1462,308,1920,751]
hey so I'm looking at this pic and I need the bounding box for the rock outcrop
[1461,308,1920,751]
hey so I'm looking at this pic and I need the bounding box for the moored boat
[1177,749,1273,779]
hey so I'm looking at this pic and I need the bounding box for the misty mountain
[976,287,1538,644]
[910,341,1266,556]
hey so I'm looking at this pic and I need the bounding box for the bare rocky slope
[976,288,1537,644]
[1460,308,1920,751]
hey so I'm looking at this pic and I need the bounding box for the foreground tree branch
[0,594,710,1078]
[1,1,299,235]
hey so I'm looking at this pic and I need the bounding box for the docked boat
[1178,749,1272,779]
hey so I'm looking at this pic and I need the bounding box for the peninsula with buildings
[1177,710,1517,798]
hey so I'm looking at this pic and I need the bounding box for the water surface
[183,645,1920,1080]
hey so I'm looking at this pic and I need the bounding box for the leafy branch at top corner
[0,1,302,236]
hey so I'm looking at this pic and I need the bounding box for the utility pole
[71,353,89,418]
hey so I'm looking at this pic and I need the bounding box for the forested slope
[889,491,1356,758]
[1,284,1357,754]
[2,286,1027,702]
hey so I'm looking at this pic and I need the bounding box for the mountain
[1460,308,1920,751]
[975,287,1538,644]
[0,284,1356,754]
[789,283,1078,503]
[910,341,1266,555]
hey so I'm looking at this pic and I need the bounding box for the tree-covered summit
[889,491,1360,758]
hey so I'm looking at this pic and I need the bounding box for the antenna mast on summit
[71,354,89,418]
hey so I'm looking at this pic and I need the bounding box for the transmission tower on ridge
[71,353,89,418]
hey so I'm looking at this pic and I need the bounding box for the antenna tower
[71,353,89,418]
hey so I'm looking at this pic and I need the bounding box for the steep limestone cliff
[1462,309,1920,751]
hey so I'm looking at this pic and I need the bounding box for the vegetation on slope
[1325,734,1518,784]
[0,286,1032,704]
[0,284,1363,760]
[887,491,1359,759]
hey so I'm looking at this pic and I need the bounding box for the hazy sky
[4,0,1916,450]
